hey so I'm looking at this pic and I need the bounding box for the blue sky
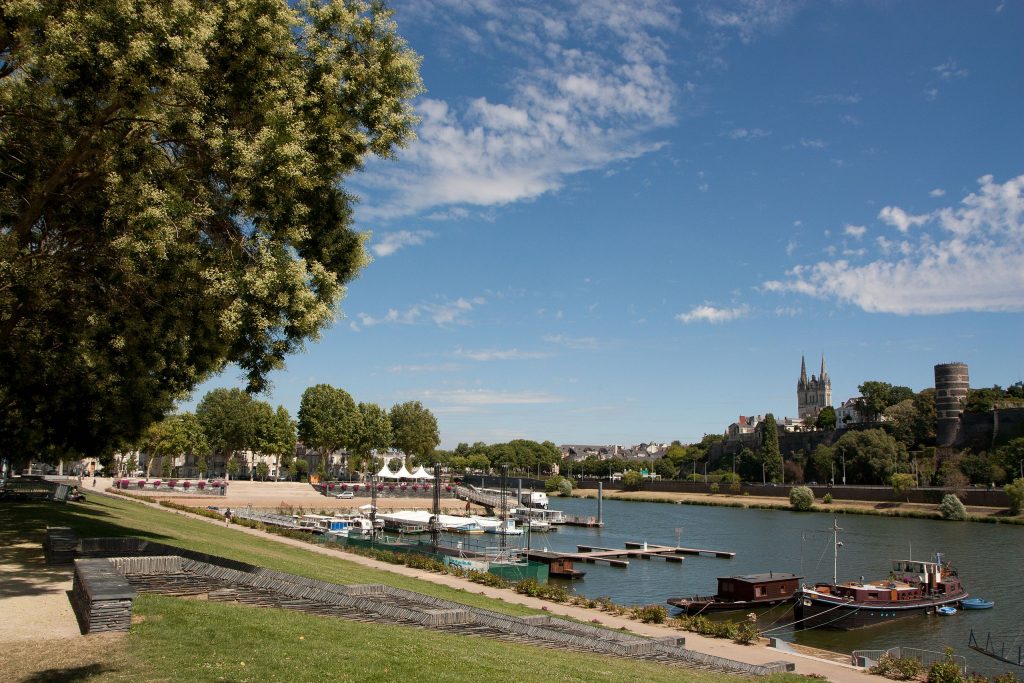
[188,0,1024,448]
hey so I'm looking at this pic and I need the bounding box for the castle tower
[935,362,969,447]
[797,354,832,420]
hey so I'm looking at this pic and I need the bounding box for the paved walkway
[88,486,881,683]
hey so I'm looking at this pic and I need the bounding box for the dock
[533,542,735,568]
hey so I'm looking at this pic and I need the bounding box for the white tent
[410,465,434,480]
[394,464,414,479]
[375,462,400,479]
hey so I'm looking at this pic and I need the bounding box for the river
[510,496,1023,676]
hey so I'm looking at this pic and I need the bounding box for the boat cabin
[717,573,801,602]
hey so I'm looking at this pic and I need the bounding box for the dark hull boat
[668,572,800,615]
[794,555,967,630]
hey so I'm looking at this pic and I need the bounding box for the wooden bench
[70,558,137,633]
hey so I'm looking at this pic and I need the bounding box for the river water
[508,496,1023,676]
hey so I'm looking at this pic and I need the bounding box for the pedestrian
[92,477,97,488]
[225,508,232,526]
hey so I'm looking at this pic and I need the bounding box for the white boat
[520,491,549,509]
[470,516,523,536]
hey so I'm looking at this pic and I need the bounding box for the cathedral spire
[820,354,827,380]
[800,355,808,385]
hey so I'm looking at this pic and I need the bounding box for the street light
[761,462,766,486]
[842,453,846,486]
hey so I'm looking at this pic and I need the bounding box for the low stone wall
[44,526,78,564]
[70,558,136,633]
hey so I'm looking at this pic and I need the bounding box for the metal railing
[851,647,966,673]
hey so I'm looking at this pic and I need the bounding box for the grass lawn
[2,494,814,682]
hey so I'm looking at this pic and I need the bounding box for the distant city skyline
[184,1,1024,448]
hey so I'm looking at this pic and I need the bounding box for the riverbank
[1,488,884,683]
[569,488,1022,523]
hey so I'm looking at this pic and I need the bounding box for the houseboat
[667,572,801,614]
[793,521,967,630]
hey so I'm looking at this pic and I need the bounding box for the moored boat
[960,598,994,610]
[793,521,968,630]
[667,572,801,614]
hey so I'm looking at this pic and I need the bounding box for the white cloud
[806,93,862,105]
[878,206,929,233]
[676,304,750,324]
[930,188,946,198]
[355,1,681,221]
[844,224,867,239]
[924,88,939,101]
[371,230,435,256]
[353,296,486,329]
[700,0,800,43]
[543,334,600,350]
[934,60,969,80]
[725,127,770,140]
[800,137,826,149]
[763,174,1024,314]
[388,362,460,374]
[422,389,565,407]
[454,347,550,361]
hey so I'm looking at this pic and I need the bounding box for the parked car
[335,490,354,499]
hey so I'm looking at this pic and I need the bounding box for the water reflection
[525,496,1023,676]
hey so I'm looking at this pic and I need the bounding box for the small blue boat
[961,598,994,610]
[937,606,958,616]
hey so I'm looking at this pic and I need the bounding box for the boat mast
[832,519,843,584]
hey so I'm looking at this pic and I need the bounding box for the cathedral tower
[797,355,832,420]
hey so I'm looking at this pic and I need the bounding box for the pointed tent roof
[375,462,400,479]
[394,464,414,479]
[410,465,434,479]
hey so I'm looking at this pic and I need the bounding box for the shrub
[631,604,667,624]
[709,483,720,493]
[871,654,925,680]
[1005,478,1024,515]
[732,622,759,645]
[789,486,815,511]
[621,471,644,491]
[939,494,967,521]
[926,648,963,683]
[197,481,206,490]
[823,493,833,504]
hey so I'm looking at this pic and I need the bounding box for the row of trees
[122,384,439,480]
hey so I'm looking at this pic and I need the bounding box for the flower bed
[137,480,146,489]
[182,481,191,490]
[197,481,206,490]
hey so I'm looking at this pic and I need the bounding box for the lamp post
[842,453,846,486]
[761,462,766,486]
[703,461,707,484]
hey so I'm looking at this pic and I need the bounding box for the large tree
[256,404,296,482]
[0,0,422,464]
[351,402,392,473]
[389,401,439,460]
[760,413,783,483]
[832,428,907,485]
[856,382,915,422]
[298,384,361,470]
[195,388,261,477]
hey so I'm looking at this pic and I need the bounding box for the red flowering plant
[327,483,335,491]
[340,483,348,490]
[182,480,191,489]
[197,481,206,490]
[168,479,177,488]
[137,480,146,488]
[153,480,162,488]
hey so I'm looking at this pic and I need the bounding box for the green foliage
[732,621,760,645]
[760,414,783,483]
[939,494,967,521]
[389,401,440,459]
[196,388,262,470]
[709,482,720,493]
[815,406,837,430]
[833,428,906,485]
[255,462,270,481]
[1005,478,1024,515]
[871,654,926,680]
[226,456,240,478]
[0,0,422,462]
[808,444,835,484]
[857,382,915,422]
[788,486,814,511]
[351,402,393,468]
[927,648,964,683]
[621,470,644,490]
[630,604,667,623]
[544,475,572,496]
[298,384,361,457]
[890,473,916,498]
[966,385,1024,413]
[822,493,833,504]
